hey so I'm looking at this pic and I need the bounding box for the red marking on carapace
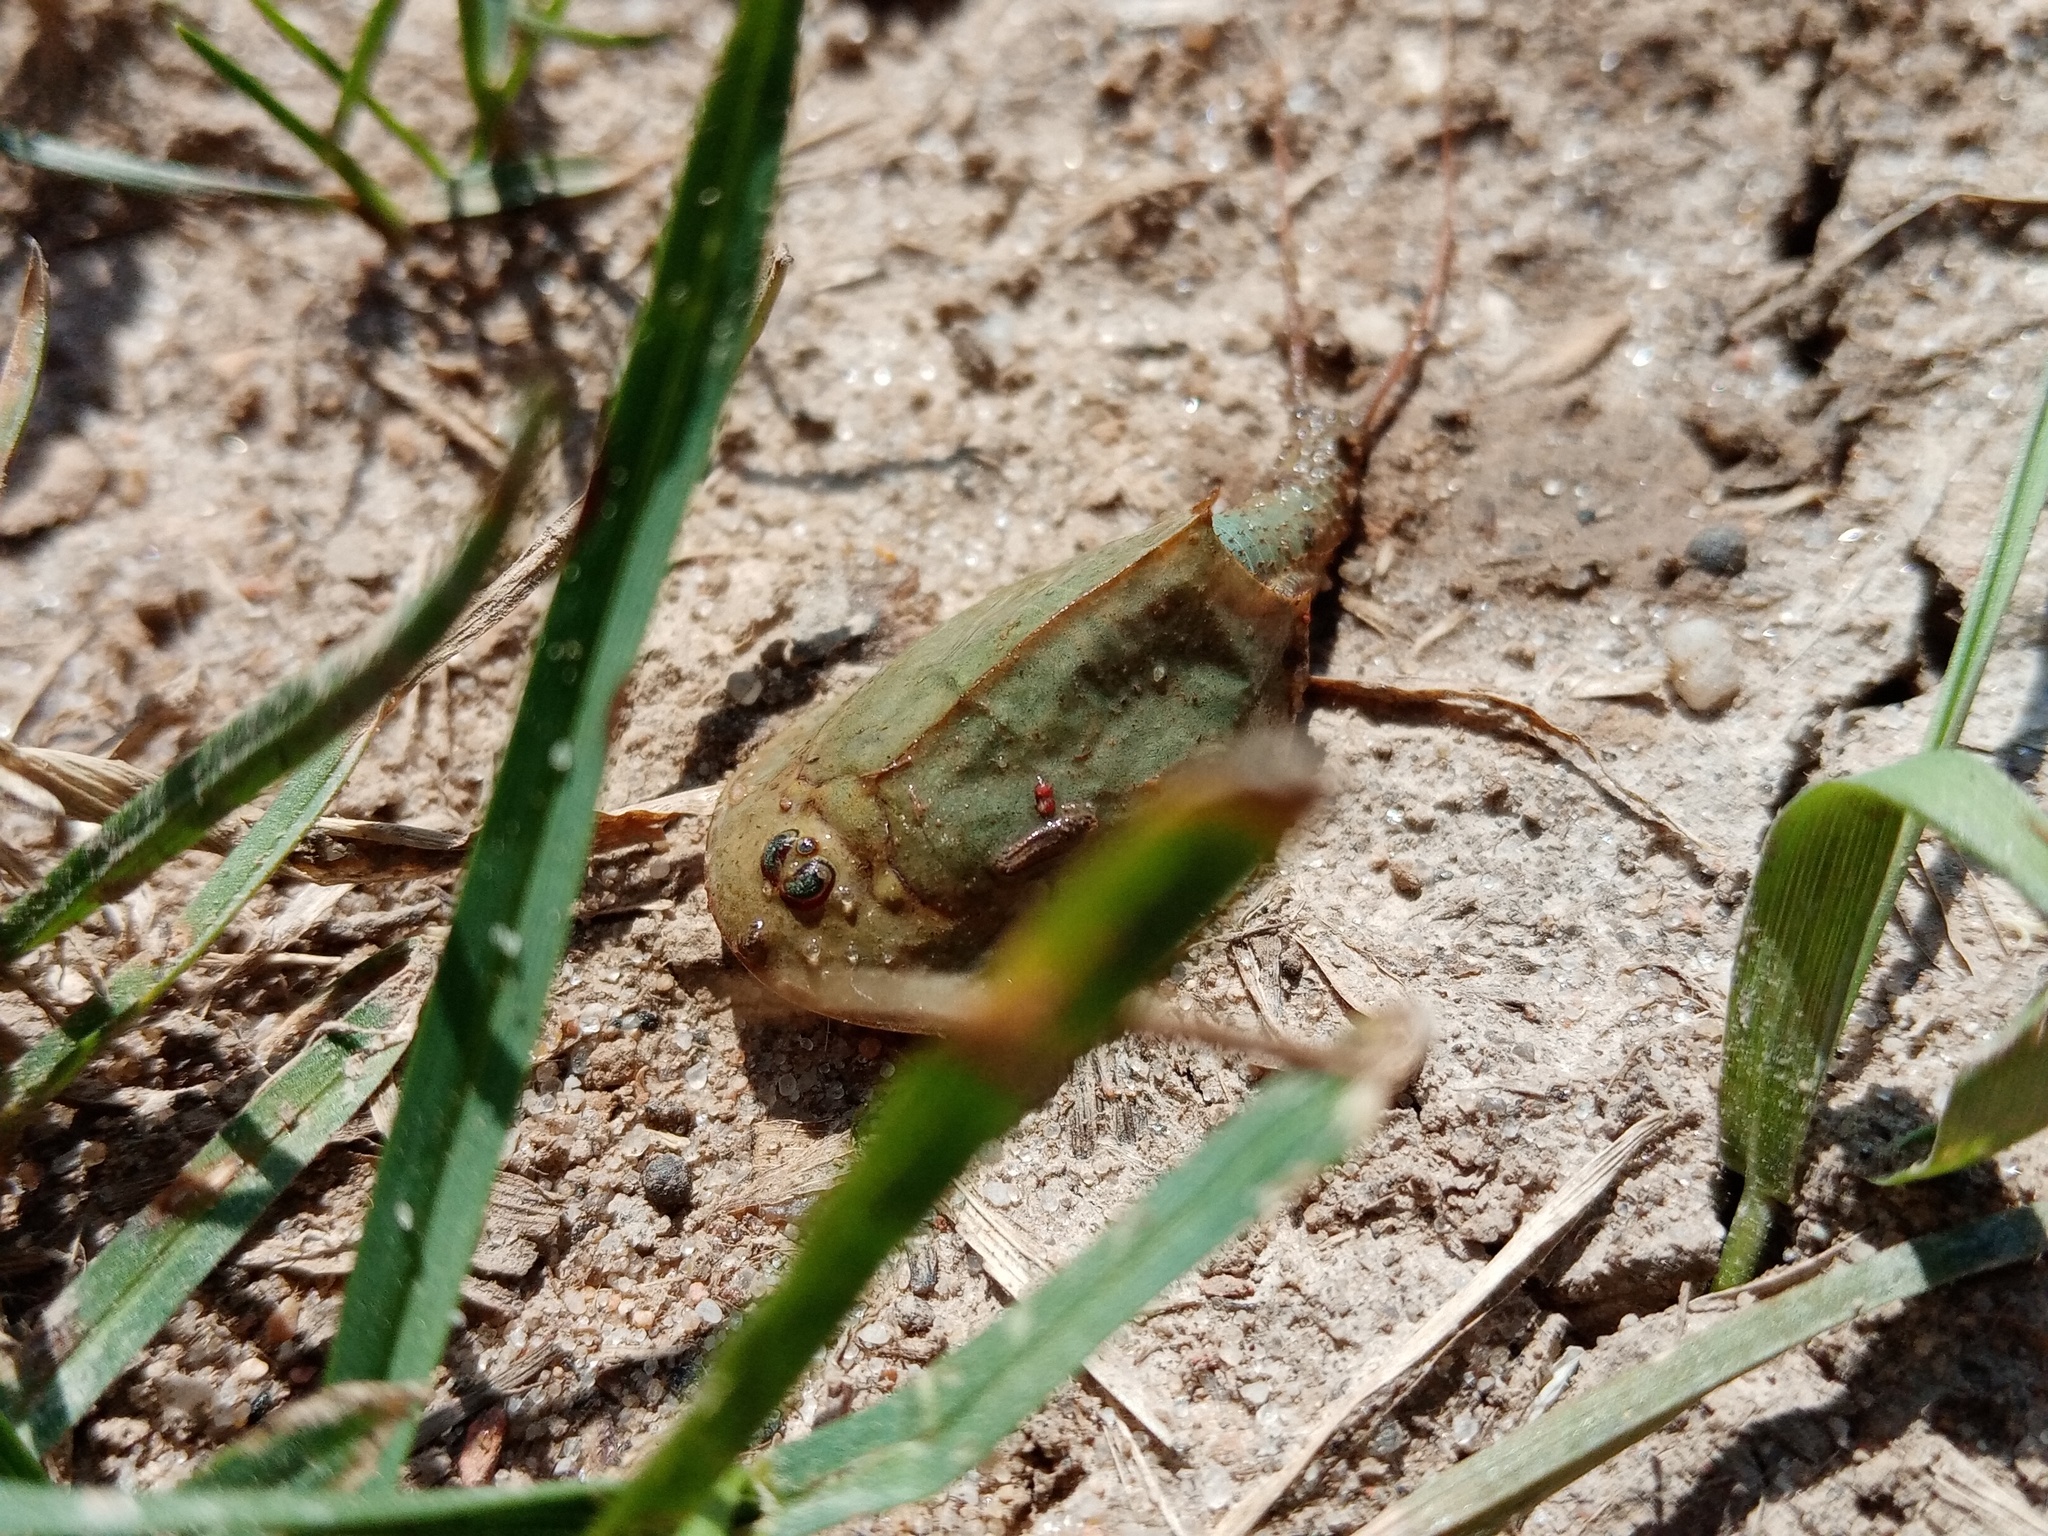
[1034,775,1057,818]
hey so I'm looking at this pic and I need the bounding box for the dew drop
[395,1201,416,1233]
[698,185,722,205]
[549,739,574,773]
[489,924,524,960]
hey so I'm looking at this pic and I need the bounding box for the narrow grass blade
[593,744,1318,1536]
[185,1383,425,1491]
[756,1069,1374,1535]
[0,125,333,206]
[1716,360,2048,1286]
[322,0,800,1459]
[247,0,446,180]
[412,155,624,223]
[458,0,518,153]
[329,0,409,144]
[1360,1202,2048,1536]
[174,26,410,240]
[0,402,546,961]
[7,992,408,1453]
[0,730,366,1134]
[0,1479,605,1534]
[0,240,49,495]
[513,10,672,48]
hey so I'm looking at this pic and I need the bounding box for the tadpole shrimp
[704,30,1459,1027]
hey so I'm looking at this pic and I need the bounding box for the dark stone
[1685,524,1749,576]
[640,1153,694,1214]
[643,1098,694,1134]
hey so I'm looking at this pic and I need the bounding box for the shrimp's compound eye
[761,829,801,883]
[780,857,836,911]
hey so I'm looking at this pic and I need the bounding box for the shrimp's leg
[1349,2,1459,462]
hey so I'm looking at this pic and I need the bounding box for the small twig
[1209,1114,1676,1536]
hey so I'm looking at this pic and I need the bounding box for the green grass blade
[1882,984,2048,1183]
[0,402,547,961]
[0,125,335,206]
[0,1408,40,1482]
[1715,361,2048,1286]
[1719,750,2048,1280]
[174,25,411,240]
[186,1383,425,1491]
[0,731,366,1134]
[0,239,49,496]
[247,0,447,181]
[0,1479,605,1534]
[756,1069,1371,1535]
[329,0,408,144]
[457,0,517,154]
[321,0,799,1454]
[593,745,1318,1536]
[512,10,672,48]
[1927,362,2048,752]
[411,155,624,223]
[1361,1202,2048,1536]
[8,997,408,1453]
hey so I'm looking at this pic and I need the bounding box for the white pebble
[1664,617,1741,714]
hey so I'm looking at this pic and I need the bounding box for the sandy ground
[6,0,2048,1529]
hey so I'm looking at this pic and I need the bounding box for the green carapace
[704,415,1367,1026]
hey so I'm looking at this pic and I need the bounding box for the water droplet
[549,739,574,773]
[1152,662,1167,684]
[395,1201,415,1233]
[697,186,722,205]
[1541,479,1564,498]
[489,924,523,960]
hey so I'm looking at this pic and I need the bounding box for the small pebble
[856,1321,894,1349]
[643,1098,694,1135]
[894,1295,935,1335]
[981,1178,1018,1209]
[1388,860,1425,897]
[1684,524,1749,577]
[639,1153,694,1214]
[1450,1411,1485,1455]
[1664,616,1742,714]
[695,1297,725,1326]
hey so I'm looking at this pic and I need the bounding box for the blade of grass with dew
[754,1066,1385,1536]
[0,1478,606,1535]
[0,400,548,961]
[1359,1200,2048,1536]
[412,155,624,223]
[5,992,409,1452]
[1716,360,2048,1287]
[185,1383,426,1492]
[175,25,410,240]
[1720,751,2048,1276]
[0,125,334,206]
[248,0,447,181]
[0,239,48,495]
[321,0,799,1456]
[592,742,1318,1536]
[513,10,672,48]
[330,0,409,145]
